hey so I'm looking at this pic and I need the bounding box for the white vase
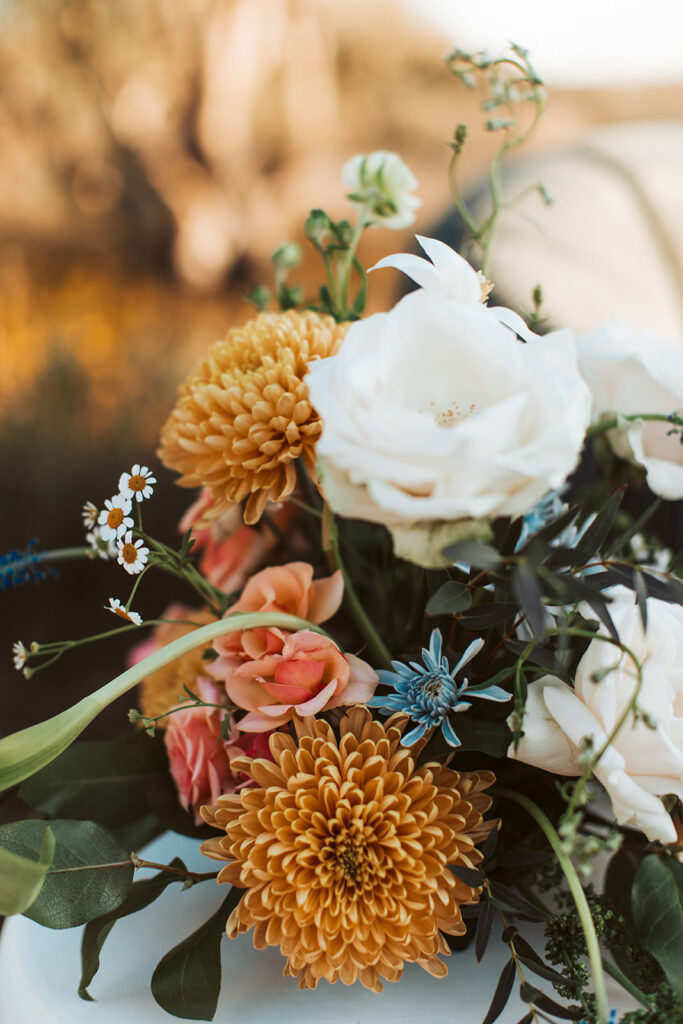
[0,831,539,1024]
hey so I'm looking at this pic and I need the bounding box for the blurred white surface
[473,121,683,342]
[403,0,683,86]
[0,831,533,1024]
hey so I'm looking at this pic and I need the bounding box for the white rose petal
[577,321,683,499]
[307,237,591,567]
[509,586,683,844]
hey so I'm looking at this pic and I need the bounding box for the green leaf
[512,563,545,637]
[632,853,683,1001]
[442,540,501,571]
[460,603,518,629]
[0,819,134,929]
[79,858,187,1001]
[481,958,515,1024]
[426,581,473,615]
[0,611,330,793]
[519,982,580,1019]
[19,732,170,837]
[151,889,241,1021]
[0,825,54,916]
[452,715,511,756]
[579,486,625,556]
[475,897,494,962]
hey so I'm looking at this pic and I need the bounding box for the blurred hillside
[1,0,682,739]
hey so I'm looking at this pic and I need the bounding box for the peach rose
[179,489,283,594]
[164,679,277,823]
[210,562,344,679]
[221,629,378,732]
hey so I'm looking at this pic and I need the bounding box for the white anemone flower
[118,464,156,503]
[117,531,149,575]
[97,494,133,541]
[106,597,143,625]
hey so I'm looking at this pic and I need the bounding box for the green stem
[587,412,683,438]
[0,611,330,792]
[495,789,609,1024]
[125,562,153,610]
[602,958,651,1010]
[337,207,370,314]
[41,546,92,563]
[321,504,392,670]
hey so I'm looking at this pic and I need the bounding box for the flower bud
[342,151,420,229]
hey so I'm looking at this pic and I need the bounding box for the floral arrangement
[2,46,683,1024]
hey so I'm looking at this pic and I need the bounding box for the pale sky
[401,0,683,86]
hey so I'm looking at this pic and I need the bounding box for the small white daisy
[119,464,156,503]
[86,527,118,560]
[97,494,134,541]
[117,531,149,575]
[81,501,98,528]
[106,597,143,626]
[12,641,28,670]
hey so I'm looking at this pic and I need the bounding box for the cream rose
[306,236,592,567]
[577,321,683,499]
[509,587,683,843]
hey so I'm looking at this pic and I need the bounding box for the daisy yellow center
[129,474,146,492]
[121,543,137,563]
[107,508,124,529]
[114,606,130,620]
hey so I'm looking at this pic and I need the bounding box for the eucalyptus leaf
[475,898,494,962]
[426,581,472,616]
[0,819,133,929]
[19,732,170,836]
[442,540,501,571]
[481,957,515,1024]
[460,603,518,629]
[151,889,240,1021]
[0,825,54,916]
[632,854,683,1001]
[578,486,625,555]
[79,858,187,1000]
[512,563,545,637]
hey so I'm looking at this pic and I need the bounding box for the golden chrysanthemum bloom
[158,311,348,525]
[137,606,215,726]
[200,707,497,991]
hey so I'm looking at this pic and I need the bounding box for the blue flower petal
[440,717,462,748]
[469,685,511,703]
[401,722,429,746]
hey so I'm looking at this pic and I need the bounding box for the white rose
[508,586,683,843]
[306,236,592,567]
[577,322,683,498]
[342,151,421,229]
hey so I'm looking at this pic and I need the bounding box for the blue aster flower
[368,628,510,747]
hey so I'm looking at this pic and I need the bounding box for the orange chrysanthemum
[158,311,347,525]
[200,707,497,991]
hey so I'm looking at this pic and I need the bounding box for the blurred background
[1,0,682,740]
